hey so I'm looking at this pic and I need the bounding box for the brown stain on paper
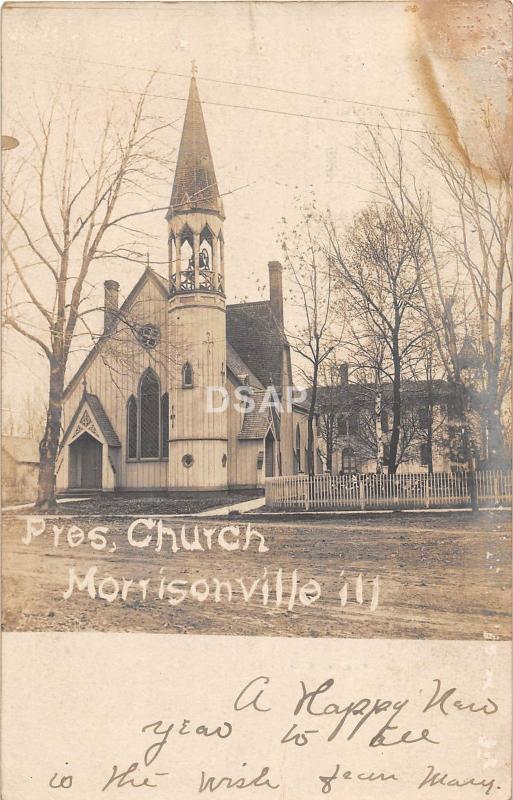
[408,0,512,180]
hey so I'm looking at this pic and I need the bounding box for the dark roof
[167,76,224,220]
[314,378,451,411]
[86,394,121,446]
[64,269,168,399]
[1,436,39,463]
[226,342,263,388]
[226,301,288,390]
[238,408,271,440]
[62,393,121,447]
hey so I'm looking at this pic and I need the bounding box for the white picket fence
[265,470,512,511]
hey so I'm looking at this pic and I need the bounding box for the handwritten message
[2,635,510,799]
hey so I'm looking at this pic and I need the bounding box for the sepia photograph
[2,3,512,798]
[2,1,511,643]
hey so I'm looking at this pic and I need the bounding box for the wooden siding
[60,276,169,490]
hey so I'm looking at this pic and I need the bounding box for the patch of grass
[52,491,261,516]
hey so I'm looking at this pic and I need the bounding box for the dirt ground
[2,509,511,639]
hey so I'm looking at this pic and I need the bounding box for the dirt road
[2,510,510,639]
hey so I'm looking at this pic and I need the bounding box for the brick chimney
[104,280,119,333]
[268,261,283,327]
[339,362,349,388]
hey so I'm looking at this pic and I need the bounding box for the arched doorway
[265,429,275,478]
[69,432,103,489]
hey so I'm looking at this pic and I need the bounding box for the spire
[167,70,224,220]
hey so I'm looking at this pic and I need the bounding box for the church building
[56,72,313,493]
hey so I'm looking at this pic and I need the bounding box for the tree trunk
[36,364,65,512]
[483,363,506,469]
[326,418,333,473]
[307,361,319,478]
[375,385,383,474]
[426,361,434,475]
[388,342,401,475]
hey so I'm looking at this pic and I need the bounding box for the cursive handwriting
[142,718,232,766]
[422,680,499,717]
[102,762,169,791]
[293,679,438,747]
[199,764,280,793]
[418,765,497,795]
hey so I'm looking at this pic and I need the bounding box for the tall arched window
[182,362,193,388]
[161,392,169,459]
[140,369,160,458]
[127,395,138,459]
[199,225,214,289]
[180,225,194,290]
[295,424,301,471]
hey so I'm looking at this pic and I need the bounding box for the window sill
[126,457,169,463]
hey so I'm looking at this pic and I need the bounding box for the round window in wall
[182,453,194,468]
[136,323,160,350]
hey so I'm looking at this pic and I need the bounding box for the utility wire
[36,77,439,137]
[42,51,437,119]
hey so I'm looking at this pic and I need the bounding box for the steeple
[167,67,224,220]
[167,67,226,297]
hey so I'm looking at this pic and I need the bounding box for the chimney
[268,261,283,327]
[104,280,119,333]
[339,362,349,388]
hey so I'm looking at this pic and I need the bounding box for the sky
[2,0,510,421]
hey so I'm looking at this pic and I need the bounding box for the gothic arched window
[139,369,160,458]
[179,225,195,290]
[127,395,138,459]
[161,392,169,459]
[182,362,193,388]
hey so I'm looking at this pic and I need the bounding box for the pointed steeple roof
[167,71,224,220]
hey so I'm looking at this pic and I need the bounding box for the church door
[69,432,103,489]
[265,430,275,478]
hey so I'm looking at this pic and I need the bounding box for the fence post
[425,474,430,509]
[359,477,365,511]
[468,469,478,512]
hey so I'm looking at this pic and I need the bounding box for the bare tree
[279,201,343,476]
[360,118,511,471]
[2,82,175,509]
[316,359,345,473]
[326,202,427,474]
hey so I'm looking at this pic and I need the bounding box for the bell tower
[167,65,228,490]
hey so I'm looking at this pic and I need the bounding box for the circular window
[136,323,160,350]
[182,453,194,468]
[221,453,227,467]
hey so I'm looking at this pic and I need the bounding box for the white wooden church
[57,73,313,493]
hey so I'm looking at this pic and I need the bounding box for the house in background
[56,72,314,494]
[315,356,504,475]
[316,365,455,474]
[2,436,39,504]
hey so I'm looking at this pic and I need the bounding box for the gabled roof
[226,300,288,390]
[1,436,39,463]
[64,268,168,399]
[62,392,121,447]
[167,76,224,220]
